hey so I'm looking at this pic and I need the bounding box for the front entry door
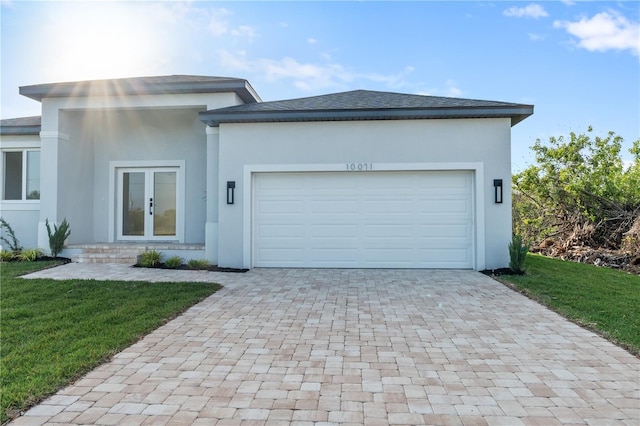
[117,168,178,240]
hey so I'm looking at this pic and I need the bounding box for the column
[205,126,220,263]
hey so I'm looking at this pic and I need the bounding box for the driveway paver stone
[12,264,640,425]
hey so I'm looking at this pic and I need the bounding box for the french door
[117,168,179,241]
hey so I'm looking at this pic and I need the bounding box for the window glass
[26,151,40,200]
[3,152,22,200]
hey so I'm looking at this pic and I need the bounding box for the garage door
[253,171,474,268]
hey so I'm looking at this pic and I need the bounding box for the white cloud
[561,0,576,6]
[208,8,232,37]
[216,49,414,92]
[231,25,258,40]
[528,33,545,41]
[554,10,640,55]
[445,80,462,97]
[307,38,317,45]
[503,4,549,19]
[418,80,464,98]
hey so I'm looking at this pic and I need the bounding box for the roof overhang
[200,105,534,127]
[0,116,42,135]
[19,76,262,104]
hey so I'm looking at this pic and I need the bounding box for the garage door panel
[419,224,471,238]
[363,224,414,237]
[311,224,358,238]
[257,199,306,214]
[420,248,472,262]
[311,200,359,213]
[363,200,415,213]
[253,171,474,268]
[256,248,305,263]
[256,224,305,238]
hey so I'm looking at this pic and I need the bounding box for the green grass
[0,261,221,423]
[497,254,640,356]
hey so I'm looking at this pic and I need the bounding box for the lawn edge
[492,276,640,358]
[1,273,222,424]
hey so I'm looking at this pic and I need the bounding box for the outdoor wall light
[493,179,503,204]
[227,181,236,205]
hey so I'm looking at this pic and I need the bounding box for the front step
[67,244,206,265]
[71,244,146,264]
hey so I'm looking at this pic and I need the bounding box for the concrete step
[66,243,205,265]
[72,253,141,264]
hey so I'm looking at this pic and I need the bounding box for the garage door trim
[243,162,485,269]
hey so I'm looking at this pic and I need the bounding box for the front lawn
[0,261,221,423]
[497,254,640,355]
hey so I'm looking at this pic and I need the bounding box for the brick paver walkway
[13,264,640,425]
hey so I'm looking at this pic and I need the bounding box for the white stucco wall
[216,118,512,269]
[36,92,244,247]
[0,135,41,249]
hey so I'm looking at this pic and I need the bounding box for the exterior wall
[217,118,512,269]
[0,135,41,249]
[36,92,244,249]
[89,108,207,243]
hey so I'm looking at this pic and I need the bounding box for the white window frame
[1,148,41,205]
[108,160,186,243]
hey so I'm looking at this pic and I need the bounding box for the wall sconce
[227,181,235,205]
[493,179,503,204]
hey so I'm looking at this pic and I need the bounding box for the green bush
[18,248,43,262]
[139,250,162,267]
[509,234,529,274]
[45,218,71,258]
[1,249,15,262]
[187,258,210,269]
[164,256,183,269]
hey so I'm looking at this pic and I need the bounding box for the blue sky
[1,1,638,171]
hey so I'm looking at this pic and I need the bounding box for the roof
[0,116,41,135]
[19,75,262,104]
[199,90,533,127]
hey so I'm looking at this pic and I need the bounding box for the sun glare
[42,2,164,82]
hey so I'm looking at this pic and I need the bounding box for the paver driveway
[15,265,640,425]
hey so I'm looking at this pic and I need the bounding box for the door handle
[149,198,153,215]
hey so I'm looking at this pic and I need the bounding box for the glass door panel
[122,171,146,236]
[117,167,180,241]
[152,171,177,236]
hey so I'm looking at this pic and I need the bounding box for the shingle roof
[0,116,41,135]
[199,90,533,127]
[19,75,261,104]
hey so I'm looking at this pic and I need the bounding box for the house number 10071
[346,162,373,171]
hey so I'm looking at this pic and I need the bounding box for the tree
[513,127,640,251]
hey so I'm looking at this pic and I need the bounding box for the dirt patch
[480,268,524,277]
[533,244,640,275]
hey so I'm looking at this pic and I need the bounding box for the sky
[1,0,638,171]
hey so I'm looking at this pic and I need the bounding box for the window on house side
[2,150,40,200]
[26,151,40,200]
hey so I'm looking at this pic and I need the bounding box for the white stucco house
[0,75,533,270]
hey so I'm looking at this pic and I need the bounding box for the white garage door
[253,171,474,268]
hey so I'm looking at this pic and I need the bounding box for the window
[2,150,40,200]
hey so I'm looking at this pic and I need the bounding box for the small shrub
[1,249,15,262]
[187,258,210,269]
[0,217,22,253]
[18,248,43,262]
[165,256,183,269]
[509,234,529,274]
[139,250,162,267]
[46,218,71,258]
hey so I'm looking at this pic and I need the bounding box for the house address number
[346,162,373,171]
